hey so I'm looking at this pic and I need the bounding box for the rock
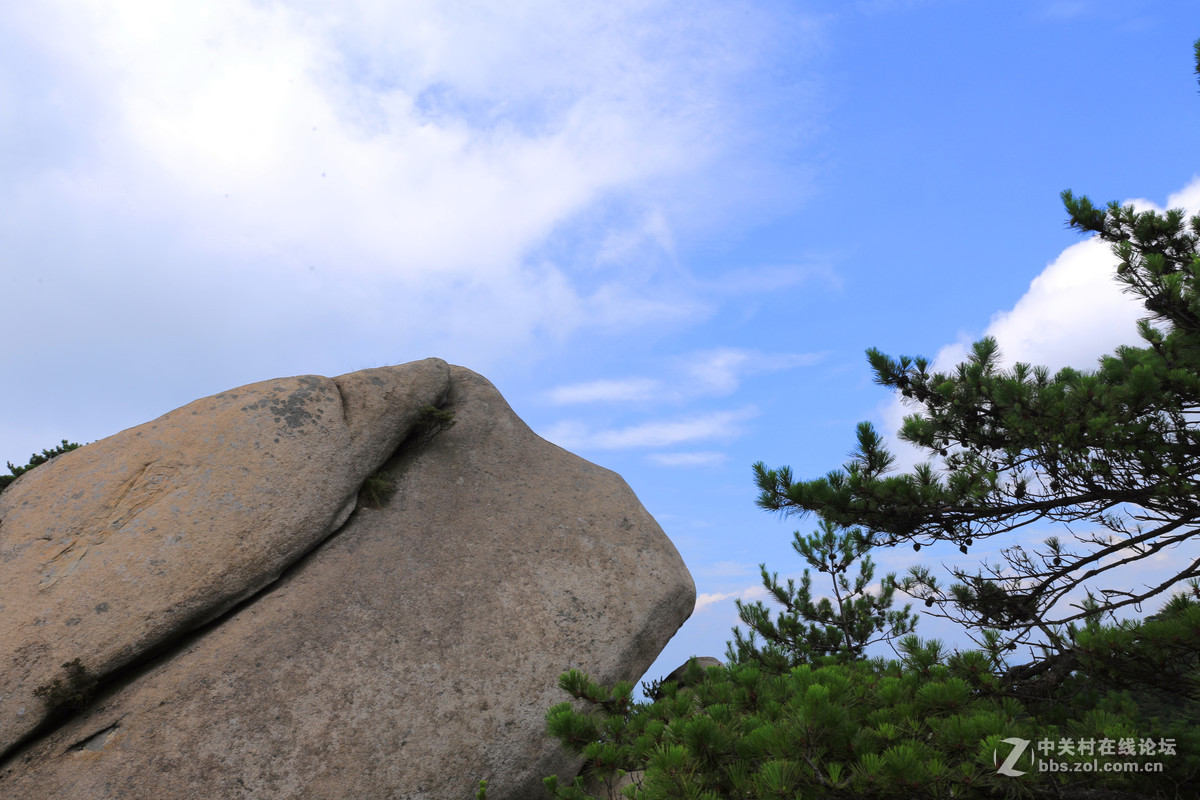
[585,768,644,799]
[664,656,724,687]
[0,359,453,758]
[0,364,695,799]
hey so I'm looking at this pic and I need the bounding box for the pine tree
[752,40,1200,647]
[727,519,919,671]
[545,601,1200,800]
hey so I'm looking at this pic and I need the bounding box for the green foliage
[728,519,919,671]
[541,409,1200,799]
[358,469,397,509]
[546,615,1200,799]
[0,439,81,492]
[415,403,456,442]
[1045,581,1200,716]
[33,658,98,715]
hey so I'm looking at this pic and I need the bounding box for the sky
[3,0,1200,687]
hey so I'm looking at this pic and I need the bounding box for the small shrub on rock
[33,658,98,716]
[0,439,81,492]
[358,469,397,508]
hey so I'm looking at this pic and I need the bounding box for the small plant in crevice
[33,658,98,715]
[414,404,456,443]
[356,405,454,511]
[358,469,397,509]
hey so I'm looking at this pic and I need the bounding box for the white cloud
[579,284,712,333]
[544,407,756,450]
[595,207,678,267]
[548,378,662,405]
[977,237,1136,370]
[917,237,1135,381]
[593,409,755,448]
[684,349,756,395]
[700,262,843,295]
[682,348,827,396]
[85,0,664,279]
[1166,176,1200,216]
[541,347,823,466]
[696,585,767,613]
[647,451,727,467]
[0,0,825,386]
[545,347,825,411]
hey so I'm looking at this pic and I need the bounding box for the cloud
[546,347,826,408]
[548,378,662,405]
[0,0,826,388]
[544,407,756,450]
[541,346,825,470]
[647,451,727,467]
[1166,177,1200,217]
[682,348,828,396]
[700,262,843,295]
[71,0,676,279]
[595,207,678,267]
[696,585,767,613]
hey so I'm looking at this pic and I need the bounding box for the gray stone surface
[0,364,695,799]
[664,656,724,687]
[0,358,451,758]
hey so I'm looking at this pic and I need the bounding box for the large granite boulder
[0,362,695,799]
[0,358,453,757]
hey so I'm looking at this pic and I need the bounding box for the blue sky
[3,1,1199,685]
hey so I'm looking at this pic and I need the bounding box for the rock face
[0,359,454,758]
[0,361,695,799]
[664,656,724,687]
